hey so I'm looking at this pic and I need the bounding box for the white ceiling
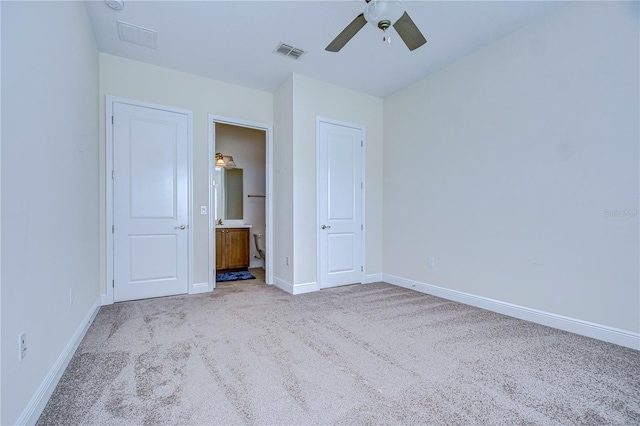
[85,0,564,98]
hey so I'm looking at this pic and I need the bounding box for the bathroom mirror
[214,167,243,221]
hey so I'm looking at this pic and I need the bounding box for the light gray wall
[273,76,295,284]
[273,74,384,290]
[291,74,384,287]
[99,54,274,290]
[1,1,100,423]
[383,2,639,332]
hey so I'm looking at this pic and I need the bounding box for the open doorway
[208,116,273,290]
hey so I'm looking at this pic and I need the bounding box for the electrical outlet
[200,206,207,215]
[69,288,74,306]
[18,332,27,361]
[428,257,435,267]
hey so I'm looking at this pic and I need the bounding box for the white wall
[99,54,273,290]
[383,2,639,333]
[1,1,100,424]
[273,76,295,285]
[0,3,3,420]
[291,75,384,287]
[215,124,266,265]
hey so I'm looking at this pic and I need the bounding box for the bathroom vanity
[216,226,250,271]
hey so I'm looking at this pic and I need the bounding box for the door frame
[105,96,194,304]
[208,115,274,289]
[315,116,366,289]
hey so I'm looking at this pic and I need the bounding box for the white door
[113,102,189,302]
[318,120,363,289]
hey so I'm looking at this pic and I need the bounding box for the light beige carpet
[38,278,640,425]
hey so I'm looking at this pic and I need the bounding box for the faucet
[216,218,223,226]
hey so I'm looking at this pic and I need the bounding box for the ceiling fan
[326,0,427,52]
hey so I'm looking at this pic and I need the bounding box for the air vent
[117,20,157,49]
[273,42,307,60]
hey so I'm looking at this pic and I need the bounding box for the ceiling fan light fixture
[364,0,405,28]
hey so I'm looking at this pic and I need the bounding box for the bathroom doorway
[208,115,273,289]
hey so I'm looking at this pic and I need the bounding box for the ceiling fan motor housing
[378,20,391,31]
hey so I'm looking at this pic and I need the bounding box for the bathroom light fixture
[215,153,237,168]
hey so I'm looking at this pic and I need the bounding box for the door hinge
[361,224,363,231]
[112,280,114,288]
[111,170,114,179]
[112,116,114,125]
[112,225,114,233]
[361,140,363,147]
[361,182,363,189]
[361,266,363,272]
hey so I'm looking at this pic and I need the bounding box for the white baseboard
[293,281,319,295]
[272,278,319,295]
[100,293,111,305]
[273,276,293,294]
[274,276,379,294]
[383,274,640,350]
[190,281,210,295]
[364,273,383,284]
[16,297,102,425]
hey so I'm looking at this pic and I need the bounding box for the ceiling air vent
[273,42,307,60]
[117,20,157,49]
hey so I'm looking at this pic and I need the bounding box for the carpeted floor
[38,274,640,425]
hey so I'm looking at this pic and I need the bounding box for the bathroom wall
[215,123,267,267]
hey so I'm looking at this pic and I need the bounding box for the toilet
[253,233,265,268]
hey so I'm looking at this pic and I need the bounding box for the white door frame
[105,96,194,304]
[208,115,274,288]
[316,116,366,288]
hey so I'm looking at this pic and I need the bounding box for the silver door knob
[321,224,331,229]
[175,225,186,230]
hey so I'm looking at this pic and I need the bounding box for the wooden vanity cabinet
[216,227,250,271]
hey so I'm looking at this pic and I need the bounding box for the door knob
[175,225,186,230]
[321,224,331,229]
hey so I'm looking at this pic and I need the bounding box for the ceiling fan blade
[393,11,427,51]
[325,13,367,52]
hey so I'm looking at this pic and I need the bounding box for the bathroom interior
[214,122,267,284]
